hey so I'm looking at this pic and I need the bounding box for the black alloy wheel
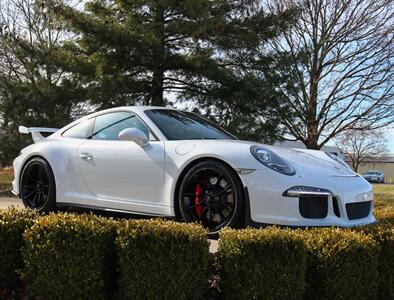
[178,160,245,235]
[20,157,56,212]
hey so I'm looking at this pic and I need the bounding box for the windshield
[145,109,236,141]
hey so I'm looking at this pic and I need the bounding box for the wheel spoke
[186,202,205,210]
[36,192,41,206]
[216,175,225,185]
[184,192,204,198]
[215,201,232,210]
[218,209,227,220]
[23,185,35,189]
[24,189,36,199]
[31,192,38,207]
[198,206,208,221]
[211,186,232,197]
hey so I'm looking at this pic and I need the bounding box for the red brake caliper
[195,184,203,216]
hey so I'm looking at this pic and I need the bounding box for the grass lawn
[0,169,13,189]
[373,184,394,209]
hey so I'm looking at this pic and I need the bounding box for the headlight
[250,146,295,175]
[325,152,351,169]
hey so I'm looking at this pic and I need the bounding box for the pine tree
[52,0,239,107]
[52,0,297,141]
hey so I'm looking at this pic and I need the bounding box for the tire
[178,160,245,236]
[19,157,56,213]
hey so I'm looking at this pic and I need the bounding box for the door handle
[80,152,93,160]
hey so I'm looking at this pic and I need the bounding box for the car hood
[175,139,356,177]
[171,140,357,177]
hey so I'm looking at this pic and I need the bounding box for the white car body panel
[76,139,167,215]
[13,106,376,227]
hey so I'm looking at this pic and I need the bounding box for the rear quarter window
[62,119,93,139]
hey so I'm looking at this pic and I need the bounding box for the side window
[62,119,92,139]
[92,112,152,141]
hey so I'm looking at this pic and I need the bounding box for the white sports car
[12,106,375,233]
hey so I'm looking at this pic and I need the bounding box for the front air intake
[346,201,371,220]
[299,195,328,219]
[333,197,341,218]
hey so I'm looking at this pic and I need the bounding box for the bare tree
[0,0,86,165]
[0,0,77,85]
[335,128,388,172]
[265,0,394,149]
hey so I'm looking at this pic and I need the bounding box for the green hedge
[360,207,394,299]
[303,228,379,300]
[116,219,209,300]
[218,227,307,300]
[0,208,37,289]
[20,213,117,300]
[0,207,392,299]
[375,207,394,225]
[357,223,394,300]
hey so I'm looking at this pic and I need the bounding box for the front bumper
[12,155,22,197]
[364,177,381,183]
[241,169,376,227]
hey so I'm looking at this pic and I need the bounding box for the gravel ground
[0,195,22,209]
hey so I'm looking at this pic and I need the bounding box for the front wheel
[20,157,56,213]
[178,160,245,235]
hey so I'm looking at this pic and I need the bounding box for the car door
[77,111,166,214]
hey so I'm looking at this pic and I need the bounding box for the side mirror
[118,128,149,147]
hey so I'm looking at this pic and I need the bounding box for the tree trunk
[151,69,164,106]
[351,158,357,172]
[305,35,320,150]
[306,85,319,149]
[150,3,165,107]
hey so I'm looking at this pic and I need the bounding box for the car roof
[52,106,179,138]
[74,106,176,123]
[109,106,176,113]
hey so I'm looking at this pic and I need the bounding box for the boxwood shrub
[0,208,37,289]
[116,219,209,300]
[20,213,117,300]
[302,228,379,300]
[357,223,394,300]
[374,207,394,225]
[218,227,307,300]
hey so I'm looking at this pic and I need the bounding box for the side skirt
[56,202,172,218]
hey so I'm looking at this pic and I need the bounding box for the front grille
[346,201,371,220]
[299,195,328,219]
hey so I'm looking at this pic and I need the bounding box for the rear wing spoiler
[19,126,59,143]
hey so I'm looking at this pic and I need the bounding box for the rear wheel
[20,157,56,213]
[178,160,245,235]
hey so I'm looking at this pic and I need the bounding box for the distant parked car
[362,170,385,183]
